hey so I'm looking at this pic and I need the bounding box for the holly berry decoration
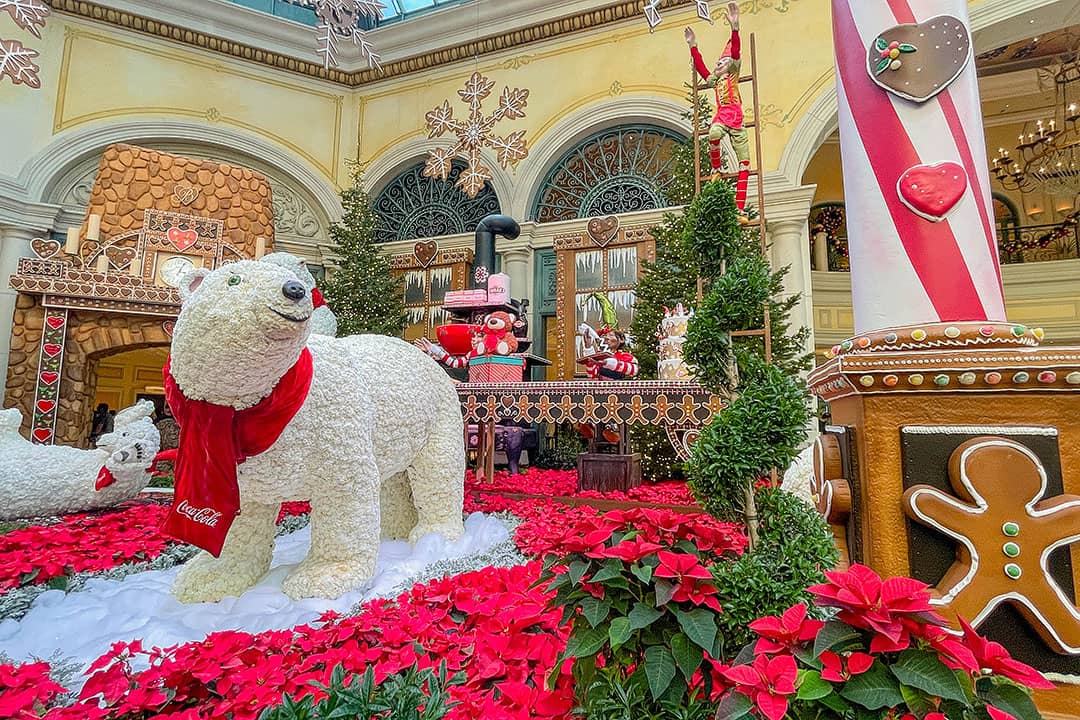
[874,38,917,75]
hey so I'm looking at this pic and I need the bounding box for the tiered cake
[658,304,694,382]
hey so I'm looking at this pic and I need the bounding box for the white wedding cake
[658,304,695,382]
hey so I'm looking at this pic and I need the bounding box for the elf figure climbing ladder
[688,0,773,363]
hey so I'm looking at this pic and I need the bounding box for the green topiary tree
[320,174,407,337]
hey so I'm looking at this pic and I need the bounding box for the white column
[767,217,816,363]
[500,246,532,308]
[0,226,36,403]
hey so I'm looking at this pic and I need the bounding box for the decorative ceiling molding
[51,0,700,86]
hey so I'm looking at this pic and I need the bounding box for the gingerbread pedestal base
[809,324,1080,716]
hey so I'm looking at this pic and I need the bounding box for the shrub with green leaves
[689,356,810,523]
[257,662,461,720]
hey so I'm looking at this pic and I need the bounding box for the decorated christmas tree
[320,175,407,337]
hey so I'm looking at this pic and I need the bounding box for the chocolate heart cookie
[867,15,971,103]
[31,237,61,259]
[414,240,438,267]
[587,215,619,247]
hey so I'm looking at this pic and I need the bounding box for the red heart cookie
[37,400,55,414]
[40,371,59,385]
[167,227,199,251]
[897,162,967,222]
[46,315,65,330]
[43,343,62,357]
[414,241,438,268]
[33,428,52,443]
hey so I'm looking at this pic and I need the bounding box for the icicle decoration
[575,250,603,290]
[607,247,638,287]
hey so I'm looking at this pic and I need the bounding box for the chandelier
[992,51,1080,199]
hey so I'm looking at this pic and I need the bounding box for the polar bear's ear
[179,268,211,302]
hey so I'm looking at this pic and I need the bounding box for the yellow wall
[93,346,169,413]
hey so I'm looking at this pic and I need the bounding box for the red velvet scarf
[161,348,313,556]
[311,288,327,309]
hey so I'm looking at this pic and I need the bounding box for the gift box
[444,289,488,306]
[468,355,525,383]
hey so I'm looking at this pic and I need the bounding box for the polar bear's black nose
[282,280,307,301]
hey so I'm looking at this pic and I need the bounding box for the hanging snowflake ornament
[643,0,662,32]
[0,37,39,88]
[283,0,383,70]
[423,71,530,199]
[695,1,714,24]
[0,0,49,38]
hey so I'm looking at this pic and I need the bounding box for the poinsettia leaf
[655,578,677,607]
[672,607,718,652]
[794,642,820,666]
[874,37,888,51]
[47,575,69,591]
[890,649,968,704]
[875,58,891,75]
[715,690,753,720]
[819,689,853,715]
[796,669,833,700]
[609,617,632,648]
[630,563,653,584]
[840,661,904,710]
[900,681,938,716]
[813,620,860,657]
[580,597,611,628]
[977,681,1042,720]
[563,626,608,658]
[670,632,702,681]
[590,561,623,583]
[567,560,590,585]
[732,641,757,667]
[628,603,665,631]
[644,645,677,700]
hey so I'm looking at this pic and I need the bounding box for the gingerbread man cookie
[903,437,1080,655]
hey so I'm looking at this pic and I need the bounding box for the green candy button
[1002,521,1020,537]
[1004,563,1022,580]
[1012,325,1027,337]
[1003,542,1020,558]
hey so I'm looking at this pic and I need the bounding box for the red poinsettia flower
[654,550,722,610]
[586,536,663,563]
[987,706,1020,720]
[722,654,797,720]
[749,603,825,654]
[957,618,1055,689]
[808,564,945,653]
[818,650,874,682]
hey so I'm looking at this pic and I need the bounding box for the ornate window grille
[372,160,502,243]
[530,125,686,224]
[993,193,1020,253]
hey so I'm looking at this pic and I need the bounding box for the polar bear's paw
[281,558,374,600]
[408,519,465,544]
[173,553,268,604]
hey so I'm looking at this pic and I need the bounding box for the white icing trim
[906,438,1080,655]
[902,426,1059,437]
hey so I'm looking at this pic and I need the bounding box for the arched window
[993,193,1020,255]
[372,160,502,242]
[530,125,686,224]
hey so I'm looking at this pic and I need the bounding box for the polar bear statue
[167,259,465,603]
[259,252,338,336]
[0,400,160,520]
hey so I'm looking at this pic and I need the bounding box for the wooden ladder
[691,32,773,364]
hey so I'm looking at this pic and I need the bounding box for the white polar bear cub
[169,259,465,603]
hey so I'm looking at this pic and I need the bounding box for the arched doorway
[89,345,170,443]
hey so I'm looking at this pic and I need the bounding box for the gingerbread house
[5,144,275,446]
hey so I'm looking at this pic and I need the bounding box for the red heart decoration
[46,316,65,330]
[897,162,968,222]
[43,343,62,357]
[33,428,52,443]
[37,400,55,414]
[40,371,59,385]
[167,226,199,251]
[162,320,175,337]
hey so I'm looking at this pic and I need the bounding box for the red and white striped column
[831,0,1006,334]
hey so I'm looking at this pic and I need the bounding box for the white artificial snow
[0,513,508,684]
